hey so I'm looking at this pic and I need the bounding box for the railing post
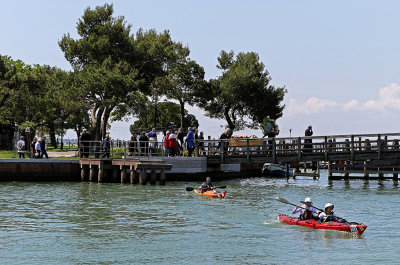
[246,138,250,163]
[297,137,302,161]
[195,141,199,157]
[324,136,328,161]
[272,139,276,162]
[351,135,355,160]
[377,134,382,160]
[220,141,224,163]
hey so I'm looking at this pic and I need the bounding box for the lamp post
[152,89,158,128]
[60,110,64,151]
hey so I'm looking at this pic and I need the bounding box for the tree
[156,47,205,128]
[200,50,286,133]
[59,4,183,141]
[129,101,199,134]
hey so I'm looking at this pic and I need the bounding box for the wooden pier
[79,158,172,185]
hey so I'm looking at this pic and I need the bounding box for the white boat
[261,163,294,178]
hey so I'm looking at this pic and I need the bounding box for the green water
[0,172,399,264]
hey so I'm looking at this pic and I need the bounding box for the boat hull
[279,214,367,235]
[194,189,226,198]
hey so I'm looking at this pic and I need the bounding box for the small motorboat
[261,163,293,178]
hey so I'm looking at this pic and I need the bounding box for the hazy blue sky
[2,1,400,139]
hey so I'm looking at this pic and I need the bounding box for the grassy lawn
[0,150,79,159]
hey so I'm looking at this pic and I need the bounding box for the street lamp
[60,110,64,151]
[152,89,158,128]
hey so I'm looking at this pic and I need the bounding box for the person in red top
[169,131,178,157]
[164,131,170,156]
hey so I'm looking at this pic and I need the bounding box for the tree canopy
[200,50,286,132]
[129,101,199,134]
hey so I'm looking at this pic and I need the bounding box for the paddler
[318,203,347,223]
[292,197,319,220]
[199,177,216,193]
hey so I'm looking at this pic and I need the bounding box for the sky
[1,0,400,139]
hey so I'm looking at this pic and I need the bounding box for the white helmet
[304,197,312,203]
[325,203,334,209]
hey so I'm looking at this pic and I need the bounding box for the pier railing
[79,133,400,163]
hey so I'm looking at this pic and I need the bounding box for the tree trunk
[179,100,185,128]
[100,107,112,139]
[90,104,104,142]
[48,122,57,149]
[224,106,235,132]
[0,93,10,110]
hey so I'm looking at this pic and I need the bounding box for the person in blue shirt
[186,127,194,157]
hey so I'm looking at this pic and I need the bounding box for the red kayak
[279,214,367,236]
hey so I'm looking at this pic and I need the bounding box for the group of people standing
[163,127,204,157]
[16,136,48,159]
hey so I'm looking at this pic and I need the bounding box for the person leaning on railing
[139,131,149,155]
[128,134,138,156]
[80,129,91,158]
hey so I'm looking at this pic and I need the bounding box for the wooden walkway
[198,133,400,165]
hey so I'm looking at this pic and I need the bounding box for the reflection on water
[0,172,399,264]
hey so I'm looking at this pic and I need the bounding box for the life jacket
[299,209,315,220]
[322,212,336,222]
[201,183,214,192]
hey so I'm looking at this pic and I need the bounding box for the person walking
[168,131,178,157]
[177,128,185,156]
[41,137,49,159]
[102,135,111,158]
[35,138,42,158]
[148,128,158,155]
[163,131,170,157]
[80,129,91,158]
[16,136,25,159]
[128,134,138,156]
[31,137,37,158]
[186,127,194,157]
[139,131,149,155]
[304,125,313,152]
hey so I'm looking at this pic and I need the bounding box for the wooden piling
[81,165,89,181]
[89,166,98,182]
[393,172,398,181]
[159,168,166,185]
[121,167,127,183]
[363,161,369,178]
[344,161,349,179]
[328,161,333,179]
[150,170,157,185]
[139,170,147,185]
[98,162,104,182]
[130,168,138,184]
[112,167,119,182]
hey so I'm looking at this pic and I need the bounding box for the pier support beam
[139,170,147,185]
[130,168,138,184]
[98,163,104,182]
[393,173,398,181]
[159,168,166,185]
[121,168,127,183]
[112,167,119,182]
[328,161,333,179]
[89,166,98,182]
[344,161,349,179]
[363,161,369,179]
[81,165,89,181]
[150,170,157,185]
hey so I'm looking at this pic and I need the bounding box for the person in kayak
[318,203,347,223]
[292,197,319,220]
[199,177,216,193]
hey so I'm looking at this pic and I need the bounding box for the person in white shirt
[35,139,42,158]
[318,203,347,223]
[16,136,25,159]
[292,197,319,220]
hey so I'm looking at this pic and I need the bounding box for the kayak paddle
[276,197,347,222]
[186,186,226,191]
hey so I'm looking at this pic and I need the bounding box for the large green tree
[129,101,199,134]
[59,4,184,141]
[200,50,286,132]
[155,47,205,128]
